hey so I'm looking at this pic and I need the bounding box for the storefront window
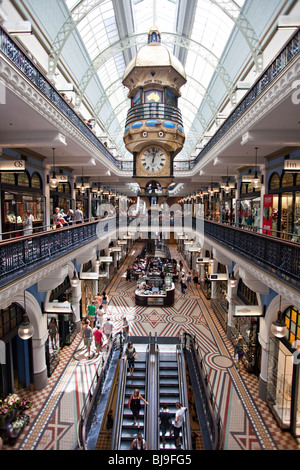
[2,191,45,236]
[281,192,293,238]
[267,337,293,429]
[267,306,300,436]
[293,192,300,242]
[237,197,260,229]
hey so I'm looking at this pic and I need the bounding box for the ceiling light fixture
[271,296,288,338]
[252,147,261,188]
[18,291,34,340]
[49,148,59,189]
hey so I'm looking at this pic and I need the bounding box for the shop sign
[196,257,212,263]
[262,194,273,235]
[284,159,300,171]
[109,247,122,252]
[234,305,264,317]
[98,256,113,262]
[0,160,25,171]
[43,302,72,313]
[55,175,68,182]
[79,272,99,279]
[209,274,228,281]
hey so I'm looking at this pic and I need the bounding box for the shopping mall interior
[0,0,300,454]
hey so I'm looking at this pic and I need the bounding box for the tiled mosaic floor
[3,243,299,451]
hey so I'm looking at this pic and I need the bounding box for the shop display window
[237,197,260,229]
[2,191,45,234]
[267,338,293,429]
[281,193,293,237]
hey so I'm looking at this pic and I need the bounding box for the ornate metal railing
[0,217,117,288]
[0,25,120,168]
[192,29,300,166]
[199,218,300,289]
[125,102,184,127]
[0,215,299,291]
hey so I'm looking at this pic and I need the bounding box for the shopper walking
[93,325,103,356]
[101,291,108,312]
[123,342,137,376]
[83,319,93,359]
[103,317,113,344]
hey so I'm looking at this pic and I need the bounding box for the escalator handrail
[144,343,150,445]
[111,340,129,449]
[183,332,221,450]
[79,332,123,450]
[176,345,192,450]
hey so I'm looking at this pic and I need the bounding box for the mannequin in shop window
[48,317,59,350]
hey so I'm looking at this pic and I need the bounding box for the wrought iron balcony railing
[0,217,117,288]
[0,215,299,291]
[0,25,119,168]
[125,103,184,127]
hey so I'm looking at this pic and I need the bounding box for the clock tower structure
[122,26,186,196]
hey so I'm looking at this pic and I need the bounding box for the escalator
[158,342,191,450]
[120,349,148,450]
[158,344,180,449]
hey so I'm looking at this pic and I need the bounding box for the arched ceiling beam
[210,0,263,72]
[74,32,235,108]
[48,0,107,76]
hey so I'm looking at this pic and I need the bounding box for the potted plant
[0,399,11,427]
[17,398,32,414]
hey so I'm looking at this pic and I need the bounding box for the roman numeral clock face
[141,147,167,173]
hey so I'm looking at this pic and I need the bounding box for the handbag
[133,352,138,360]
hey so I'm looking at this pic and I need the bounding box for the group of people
[82,292,112,358]
[129,402,188,450]
[52,205,83,228]
[123,342,187,450]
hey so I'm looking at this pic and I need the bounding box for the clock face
[141,147,167,173]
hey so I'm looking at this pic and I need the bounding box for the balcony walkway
[3,243,299,452]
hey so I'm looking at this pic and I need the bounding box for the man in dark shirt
[158,405,172,448]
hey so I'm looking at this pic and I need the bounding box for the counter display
[135,283,175,307]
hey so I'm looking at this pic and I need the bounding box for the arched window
[269,172,280,191]
[281,172,294,188]
[17,171,30,187]
[31,172,42,189]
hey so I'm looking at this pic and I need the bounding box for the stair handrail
[176,344,192,450]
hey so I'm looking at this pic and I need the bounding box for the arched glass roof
[64,0,247,159]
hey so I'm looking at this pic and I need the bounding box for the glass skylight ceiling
[65,0,245,160]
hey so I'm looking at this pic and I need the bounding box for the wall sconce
[18,291,34,340]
